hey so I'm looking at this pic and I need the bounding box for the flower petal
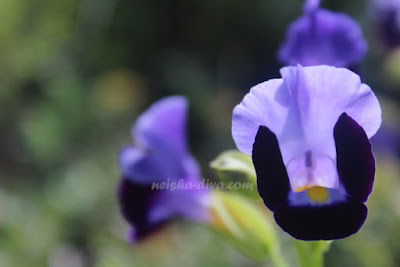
[253,126,291,211]
[119,145,200,185]
[334,113,375,203]
[133,96,189,157]
[232,78,293,155]
[280,65,381,160]
[121,96,199,184]
[117,178,166,241]
[278,8,367,67]
[118,176,209,242]
[148,177,210,224]
[303,0,321,14]
[119,146,168,184]
[233,65,381,166]
[370,0,400,48]
[274,196,368,240]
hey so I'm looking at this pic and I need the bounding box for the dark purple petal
[278,8,367,67]
[253,126,290,211]
[117,178,167,241]
[274,196,368,240]
[118,175,209,241]
[334,113,375,203]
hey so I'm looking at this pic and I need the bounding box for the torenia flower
[232,65,382,240]
[278,0,367,67]
[117,96,209,242]
[370,0,400,48]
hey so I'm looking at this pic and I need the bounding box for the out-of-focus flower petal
[119,146,168,184]
[133,96,188,158]
[117,178,164,242]
[149,177,210,224]
[117,96,210,242]
[279,7,367,67]
[370,0,400,48]
[303,0,320,14]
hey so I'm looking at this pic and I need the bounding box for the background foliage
[0,0,399,266]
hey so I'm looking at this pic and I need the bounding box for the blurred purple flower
[278,0,367,67]
[232,65,382,240]
[117,96,209,242]
[370,123,400,157]
[370,0,400,48]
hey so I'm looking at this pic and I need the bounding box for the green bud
[210,190,286,266]
[210,150,259,199]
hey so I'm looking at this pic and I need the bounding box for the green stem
[269,247,289,267]
[294,240,332,267]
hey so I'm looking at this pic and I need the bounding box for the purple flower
[370,124,400,157]
[278,0,367,67]
[370,0,400,48]
[232,65,382,240]
[118,96,209,242]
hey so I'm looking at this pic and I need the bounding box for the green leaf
[210,191,288,267]
[210,150,259,199]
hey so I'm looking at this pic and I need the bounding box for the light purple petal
[133,96,188,157]
[303,0,320,14]
[280,65,381,160]
[148,180,210,225]
[119,146,170,184]
[232,79,294,155]
[120,96,196,184]
[286,154,339,191]
[278,9,367,67]
[147,156,208,224]
[182,154,202,182]
[119,146,199,185]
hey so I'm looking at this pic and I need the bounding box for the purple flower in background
[370,0,400,48]
[118,96,209,242]
[232,65,382,240]
[371,124,400,157]
[278,0,367,67]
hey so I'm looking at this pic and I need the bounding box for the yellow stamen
[295,184,314,192]
[307,186,330,204]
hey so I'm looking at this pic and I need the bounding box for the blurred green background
[0,0,400,266]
